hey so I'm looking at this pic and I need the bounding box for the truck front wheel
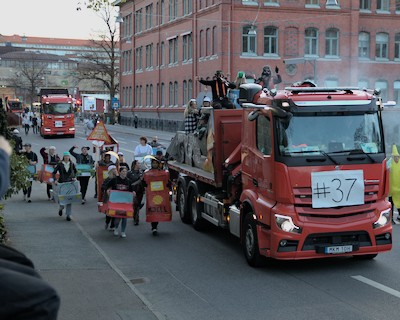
[243,213,263,267]
[177,184,190,223]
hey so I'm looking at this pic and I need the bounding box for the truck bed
[168,160,216,186]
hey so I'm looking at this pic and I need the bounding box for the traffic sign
[111,97,120,109]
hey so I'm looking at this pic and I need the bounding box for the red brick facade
[117,0,400,117]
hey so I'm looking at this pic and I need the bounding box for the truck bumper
[257,222,392,260]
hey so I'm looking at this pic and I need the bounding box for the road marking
[352,275,400,298]
[74,221,166,320]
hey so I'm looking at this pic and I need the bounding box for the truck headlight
[44,128,51,132]
[373,209,391,229]
[69,128,75,131]
[275,214,302,234]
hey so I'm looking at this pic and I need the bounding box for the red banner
[143,169,172,222]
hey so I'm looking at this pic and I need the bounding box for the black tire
[242,213,263,267]
[353,254,378,260]
[189,189,204,231]
[177,184,190,223]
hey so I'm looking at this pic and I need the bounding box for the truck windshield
[277,112,383,156]
[8,101,22,111]
[43,103,72,115]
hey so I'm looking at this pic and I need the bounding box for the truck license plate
[324,245,353,254]
[55,121,63,127]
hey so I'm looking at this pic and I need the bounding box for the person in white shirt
[134,136,153,158]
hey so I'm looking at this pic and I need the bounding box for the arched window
[188,80,193,100]
[161,82,165,107]
[212,26,217,55]
[174,81,178,106]
[169,82,173,106]
[183,80,188,103]
[395,33,400,60]
[206,28,211,56]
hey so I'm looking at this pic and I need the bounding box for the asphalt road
[3,123,400,320]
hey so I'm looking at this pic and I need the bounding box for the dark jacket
[106,176,133,192]
[128,169,144,194]
[53,161,77,183]
[69,147,94,165]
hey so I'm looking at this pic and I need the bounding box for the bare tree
[77,1,120,108]
[8,53,47,105]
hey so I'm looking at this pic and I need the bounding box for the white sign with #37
[311,170,364,208]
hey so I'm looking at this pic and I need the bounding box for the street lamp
[115,14,124,23]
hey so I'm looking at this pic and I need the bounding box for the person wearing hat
[389,144,400,222]
[101,165,118,231]
[11,128,23,154]
[21,143,38,203]
[53,152,77,221]
[198,70,236,109]
[69,145,94,204]
[117,151,130,170]
[202,96,212,108]
[40,146,61,200]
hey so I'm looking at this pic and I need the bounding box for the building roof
[0,50,74,62]
[0,34,94,47]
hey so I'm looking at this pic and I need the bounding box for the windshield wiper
[286,149,338,164]
[327,148,376,163]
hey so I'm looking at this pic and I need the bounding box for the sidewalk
[3,194,162,320]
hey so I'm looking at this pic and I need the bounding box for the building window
[174,81,178,106]
[145,4,153,29]
[146,84,150,106]
[376,80,388,101]
[135,9,142,33]
[129,87,132,106]
[146,44,153,69]
[242,25,257,55]
[135,46,143,70]
[305,0,319,5]
[360,0,371,10]
[168,38,178,64]
[376,32,388,59]
[199,30,204,57]
[183,33,192,61]
[325,28,339,57]
[183,0,192,15]
[394,81,400,104]
[169,0,178,20]
[206,28,211,56]
[188,80,193,100]
[395,33,400,60]
[263,26,278,55]
[161,82,165,106]
[396,0,400,11]
[358,32,370,58]
[358,80,369,90]
[264,0,279,5]
[183,80,188,103]
[160,0,165,24]
[169,82,173,106]
[377,0,389,11]
[305,28,318,56]
[160,42,165,66]
[212,26,217,55]
[150,84,153,106]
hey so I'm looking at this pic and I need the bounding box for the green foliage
[3,149,30,200]
[0,107,11,139]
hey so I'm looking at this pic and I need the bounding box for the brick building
[115,0,400,129]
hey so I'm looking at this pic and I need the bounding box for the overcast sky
[0,0,118,40]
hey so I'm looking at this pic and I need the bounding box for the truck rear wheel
[177,184,190,223]
[190,189,204,231]
[243,213,263,267]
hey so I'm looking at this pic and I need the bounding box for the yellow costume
[390,145,400,208]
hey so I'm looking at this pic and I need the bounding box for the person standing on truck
[106,166,134,238]
[184,99,200,134]
[389,144,400,222]
[198,70,236,109]
[40,146,60,201]
[69,146,94,204]
[53,152,77,221]
[21,143,38,203]
[255,65,282,90]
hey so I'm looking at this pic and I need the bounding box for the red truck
[167,84,392,266]
[39,88,75,138]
